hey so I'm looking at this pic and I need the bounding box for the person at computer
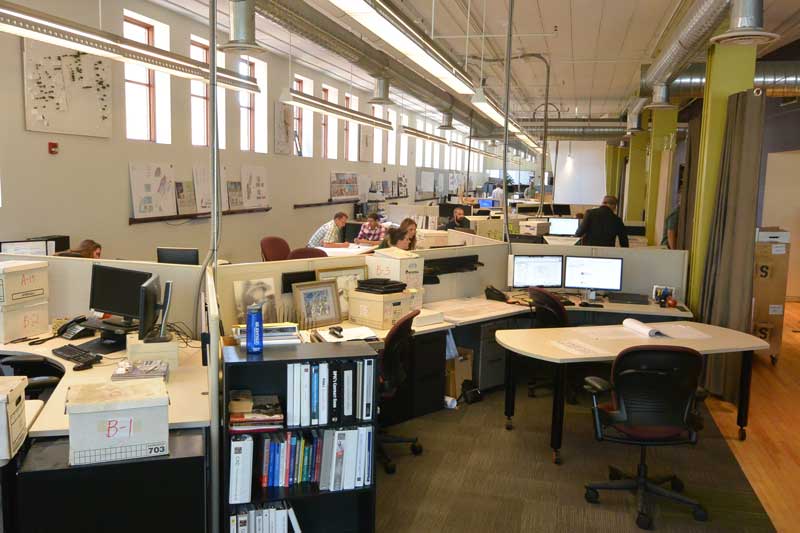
[376,227,411,250]
[445,207,470,230]
[307,212,349,248]
[398,218,418,250]
[354,213,386,246]
[574,196,629,247]
[57,239,102,258]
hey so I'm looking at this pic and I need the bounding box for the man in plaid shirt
[307,212,348,247]
[355,213,386,245]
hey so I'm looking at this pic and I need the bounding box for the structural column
[613,145,629,198]
[645,107,678,244]
[605,144,620,196]
[687,43,757,312]
[622,128,649,222]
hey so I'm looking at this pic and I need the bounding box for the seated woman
[398,218,418,250]
[57,239,102,258]
[376,227,411,251]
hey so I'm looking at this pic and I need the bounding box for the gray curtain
[700,90,766,402]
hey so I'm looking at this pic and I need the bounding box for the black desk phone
[28,316,94,345]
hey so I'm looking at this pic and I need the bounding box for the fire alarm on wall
[48,142,59,155]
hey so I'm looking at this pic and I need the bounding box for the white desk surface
[316,244,378,257]
[301,318,453,343]
[25,399,44,431]
[496,321,769,364]
[0,335,210,438]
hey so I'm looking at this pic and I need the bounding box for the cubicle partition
[0,253,202,328]
[417,242,509,302]
[205,267,222,533]
[510,243,688,300]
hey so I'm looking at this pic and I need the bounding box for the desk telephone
[28,316,94,345]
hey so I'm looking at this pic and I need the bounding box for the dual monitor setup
[509,254,623,292]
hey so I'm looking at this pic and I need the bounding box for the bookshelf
[223,342,378,533]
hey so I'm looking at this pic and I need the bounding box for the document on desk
[551,339,611,356]
[578,321,711,341]
[317,327,378,343]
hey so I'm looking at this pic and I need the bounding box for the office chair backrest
[287,247,328,259]
[528,287,568,328]
[260,237,291,261]
[612,346,702,428]
[380,309,420,399]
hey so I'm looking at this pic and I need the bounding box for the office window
[321,85,338,160]
[292,75,313,157]
[424,122,433,168]
[345,94,359,161]
[123,10,170,143]
[190,36,226,148]
[372,105,383,164]
[293,78,303,155]
[387,109,397,165]
[239,59,256,151]
[415,117,424,167]
[443,130,451,169]
[399,113,409,166]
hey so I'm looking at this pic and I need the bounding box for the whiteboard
[553,141,607,204]
[23,39,112,138]
[418,170,435,192]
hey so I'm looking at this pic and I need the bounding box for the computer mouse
[73,362,94,371]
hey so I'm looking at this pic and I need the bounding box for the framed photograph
[233,278,278,324]
[316,265,368,320]
[292,280,341,329]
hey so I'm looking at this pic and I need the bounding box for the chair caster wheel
[608,466,623,480]
[505,420,514,430]
[410,442,423,455]
[670,478,684,493]
[384,462,396,475]
[584,488,599,503]
[552,450,562,465]
[693,505,708,522]
[770,354,778,366]
[636,512,653,530]
[739,427,747,441]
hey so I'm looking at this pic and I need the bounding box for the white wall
[553,141,606,205]
[0,0,486,263]
[763,150,800,298]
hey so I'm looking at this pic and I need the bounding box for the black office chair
[526,288,571,399]
[583,345,707,530]
[377,310,423,474]
[0,352,63,400]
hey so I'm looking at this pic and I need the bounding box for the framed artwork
[292,280,341,329]
[232,278,278,324]
[316,265,367,320]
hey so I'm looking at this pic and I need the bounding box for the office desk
[496,321,768,464]
[424,297,529,326]
[316,244,378,257]
[0,335,210,438]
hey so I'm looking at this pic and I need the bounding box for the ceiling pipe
[670,60,800,98]
[219,0,264,52]
[438,111,456,131]
[711,0,778,45]
[489,125,689,141]
[367,77,395,105]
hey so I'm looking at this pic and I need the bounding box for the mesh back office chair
[526,288,570,398]
[583,346,707,530]
[286,247,327,260]
[260,237,290,261]
[378,310,423,474]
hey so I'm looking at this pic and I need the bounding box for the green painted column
[645,107,678,244]
[623,130,649,222]
[605,145,619,196]
[687,43,757,312]
[613,146,628,198]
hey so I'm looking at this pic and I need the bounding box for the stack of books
[285,359,375,428]
[232,322,302,347]
[229,391,285,433]
[229,501,301,533]
[111,360,169,382]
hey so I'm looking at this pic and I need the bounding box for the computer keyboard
[52,344,103,365]
[605,292,650,305]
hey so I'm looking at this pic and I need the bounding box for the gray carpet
[376,385,774,533]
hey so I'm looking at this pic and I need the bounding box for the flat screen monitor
[157,247,200,265]
[1,240,53,255]
[509,255,564,288]
[89,264,152,324]
[564,256,623,291]
[548,217,580,236]
[479,199,495,208]
[553,204,571,216]
[138,275,161,339]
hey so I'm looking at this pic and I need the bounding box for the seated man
[307,212,349,248]
[574,195,629,247]
[355,213,386,245]
[445,207,470,230]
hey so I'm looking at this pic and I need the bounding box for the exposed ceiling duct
[219,0,264,52]
[367,77,395,105]
[710,0,779,45]
[252,0,496,135]
[670,61,800,98]
[438,111,455,131]
[489,124,689,141]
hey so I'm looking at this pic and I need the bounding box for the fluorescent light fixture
[327,0,474,95]
[0,0,259,92]
[515,132,542,154]
[449,140,501,160]
[399,125,448,145]
[280,88,393,131]
[471,87,520,133]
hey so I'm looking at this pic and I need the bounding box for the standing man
[308,212,348,247]
[575,196,629,247]
[445,207,470,230]
[355,213,386,245]
[491,183,505,205]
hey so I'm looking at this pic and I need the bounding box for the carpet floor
[376,385,774,533]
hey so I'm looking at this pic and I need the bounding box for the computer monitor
[89,264,152,327]
[139,276,174,341]
[0,240,52,255]
[509,255,564,288]
[564,256,623,291]
[548,217,580,236]
[553,204,571,216]
[157,247,200,265]
[479,198,495,208]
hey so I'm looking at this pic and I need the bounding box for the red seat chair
[260,237,290,261]
[286,247,328,259]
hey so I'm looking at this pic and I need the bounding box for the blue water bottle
[246,304,263,354]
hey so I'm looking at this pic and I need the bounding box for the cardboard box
[66,380,169,466]
[348,289,411,330]
[0,376,28,462]
[126,334,180,369]
[519,220,550,236]
[0,299,49,343]
[445,348,473,398]
[366,248,424,290]
[752,227,791,361]
[0,260,48,307]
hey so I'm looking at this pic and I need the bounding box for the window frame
[239,58,256,152]
[123,16,156,141]
[189,38,209,146]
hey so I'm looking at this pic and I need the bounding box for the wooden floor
[707,302,800,533]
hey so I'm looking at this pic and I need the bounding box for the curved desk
[496,321,768,464]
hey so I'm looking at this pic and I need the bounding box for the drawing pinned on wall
[175,180,198,215]
[226,180,244,210]
[23,39,112,137]
[129,162,177,219]
[192,165,212,213]
[358,124,372,162]
[330,173,360,200]
[241,165,269,208]
[398,175,408,197]
[274,102,293,155]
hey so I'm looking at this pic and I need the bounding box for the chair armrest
[26,376,60,390]
[584,376,611,395]
[1,354,45,365]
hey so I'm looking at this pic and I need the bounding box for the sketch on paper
[358,124,372,162]
[241,165,269,208]
[227,181,244,210]
[175,180,198,215]
[192,165,212,213]
[129,162,177,219]
[274,102,293,155]
[330,173,359,200]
